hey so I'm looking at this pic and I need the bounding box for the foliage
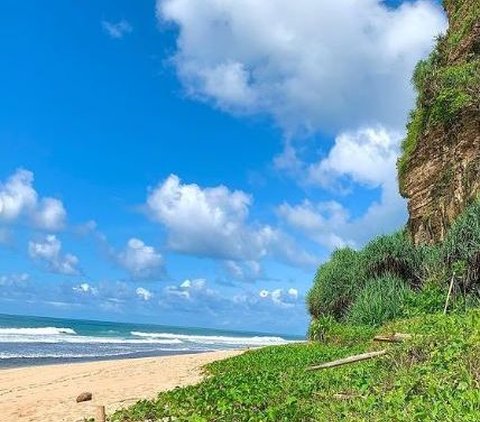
[307,315,336,342]
[442,199,480,293]
[417,243,447,284]
[307,231,425,327]
[444,0,480,50]
[401,281,447,318]
[308,315,375,345]
[307,197,480,329]
[112,310,480,422]
[397,106,426,183]
[398,58,480,186]
[429,61,480,124]
[307,248,366,320]
[347,275,410,327]
[361,230,422,287]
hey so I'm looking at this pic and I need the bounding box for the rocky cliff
[399,0,480,245]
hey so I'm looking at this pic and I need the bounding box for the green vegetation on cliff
[397,0,480,188]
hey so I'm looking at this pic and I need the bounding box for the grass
[111,310,480,421]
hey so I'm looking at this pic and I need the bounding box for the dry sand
[0,350,242,422]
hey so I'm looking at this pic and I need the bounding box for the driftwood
[373,333,412,343]
[96,405,106,422]
[332,392,362,400]
[307,350,387,371]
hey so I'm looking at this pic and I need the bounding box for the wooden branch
[444,275,455,314]
[333,392,362,400]
[307,350,387,371]
[96,405,106,422]
[373,333,412,343]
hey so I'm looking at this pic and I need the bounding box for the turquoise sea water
[0,314,302,368]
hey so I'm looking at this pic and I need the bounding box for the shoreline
[0,349,243,422]
[0,348,206,370]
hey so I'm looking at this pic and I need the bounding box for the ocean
[0,314,303,368]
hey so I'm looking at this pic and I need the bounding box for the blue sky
[0,0,446,334]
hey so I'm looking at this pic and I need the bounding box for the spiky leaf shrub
[442,199,480,294]
[417,243,446,284]
[361,230,422,287]
[347,275,411,327]
[307,248,366,320]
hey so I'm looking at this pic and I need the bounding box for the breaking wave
[130,331,292,346]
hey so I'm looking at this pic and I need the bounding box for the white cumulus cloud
[146,174,317,268]
[157,0,446,134]
[28,235,79,275]
[117,238,164,279]
[0,169,66,231]
[308,127,401,189]
[279,128,407,248]
[224,260,262,282]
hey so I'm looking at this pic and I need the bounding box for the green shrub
[307,248,365,320]
[361,230,422,287]
[442,198,480,294]
[430,61,480,124]
[417,243,447,284]
[347,275,411,327]
[307,203,480,328]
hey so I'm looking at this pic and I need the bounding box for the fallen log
[373,333,412,343]
[307,350,387,371]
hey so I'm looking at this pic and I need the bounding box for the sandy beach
[0,350,242,422]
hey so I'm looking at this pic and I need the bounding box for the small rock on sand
[76,392,92,403]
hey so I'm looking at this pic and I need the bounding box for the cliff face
[399,0,480,245]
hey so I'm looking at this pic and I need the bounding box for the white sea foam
[0,325,293,355]
[0,348,191,360]
[130,331,292,346]
[0,327,76,335]
[0,335,183,344]
[0,326,183,345]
